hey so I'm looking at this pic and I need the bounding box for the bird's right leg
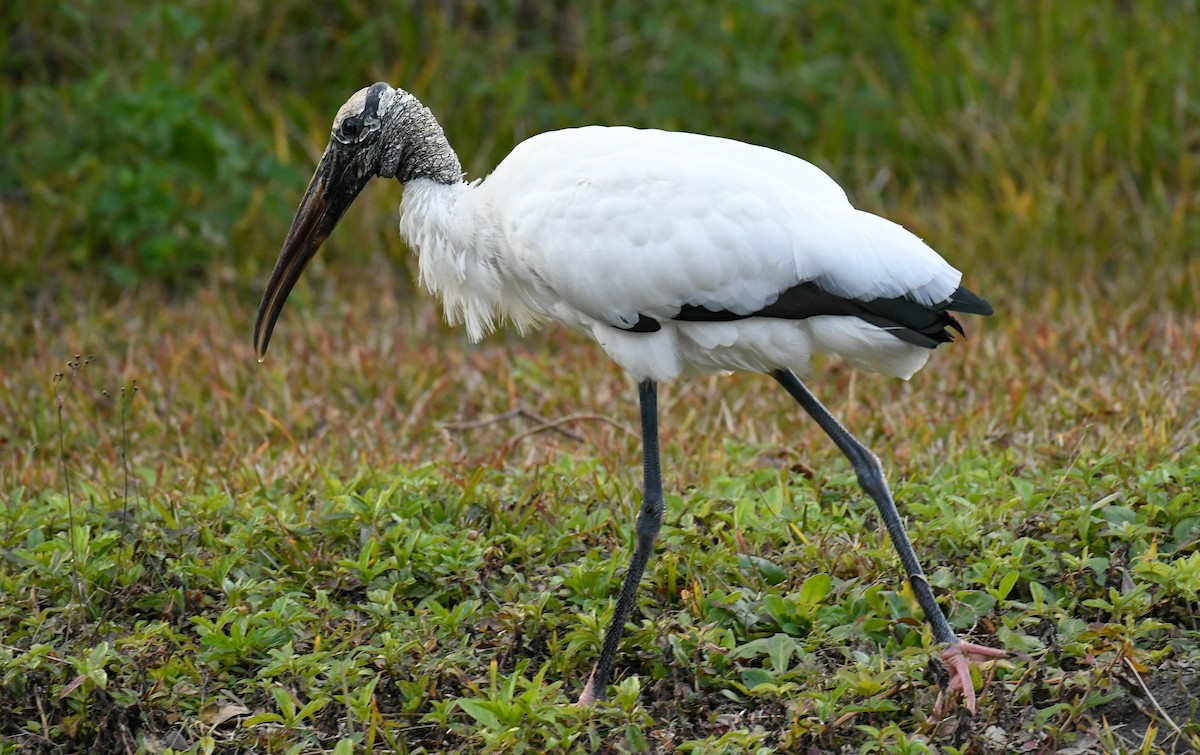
[577,379,665,706]
[771,369,1004,714]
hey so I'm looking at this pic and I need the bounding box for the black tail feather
[618,280,993,351]
[947,286,993,316]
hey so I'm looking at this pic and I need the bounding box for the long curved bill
[253,145,371,359]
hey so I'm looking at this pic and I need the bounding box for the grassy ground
[2,280,1198,753]
[3,2,1200,754]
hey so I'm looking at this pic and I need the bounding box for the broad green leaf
[458,699,502,731]
[798,573,832,607]
[996,570,1019,601]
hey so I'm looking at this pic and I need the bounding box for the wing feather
[478,127,964,330]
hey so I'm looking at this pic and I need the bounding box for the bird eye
[336,117,363,143]
[335,115,379,145]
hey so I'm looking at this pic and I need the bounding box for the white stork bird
[254,83,1005,714]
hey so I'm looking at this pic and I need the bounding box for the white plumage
[400,126,962,383]
[253,83,1003,715]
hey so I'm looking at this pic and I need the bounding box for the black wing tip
[620,283,991,351]
[948,286,993,316]
[616,313,662,333]
[856,312,957,349]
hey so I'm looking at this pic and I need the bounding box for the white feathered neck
[399,178,545,342]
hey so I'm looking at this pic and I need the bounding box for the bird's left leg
[771,369,1005,714]
[577,379,666,706]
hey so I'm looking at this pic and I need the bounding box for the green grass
[3,290,1198,752]
[2,2,1199,753]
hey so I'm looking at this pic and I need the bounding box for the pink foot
[575,668,598,707]
[932,641,1007,716]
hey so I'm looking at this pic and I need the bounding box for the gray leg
[771,369,956,645]
[578,379,665,704]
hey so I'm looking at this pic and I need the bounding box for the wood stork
[254,82,1006,714]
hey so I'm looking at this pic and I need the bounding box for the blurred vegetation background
[2,5,1198,750]
[2,0,1196,309]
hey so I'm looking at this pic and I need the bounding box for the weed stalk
[120,381,137,531]
[53,354,91,612]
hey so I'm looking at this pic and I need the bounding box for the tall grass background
[3,1,1196,305]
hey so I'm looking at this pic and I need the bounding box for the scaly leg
[771,369,1005,714]
[577,379,665,705]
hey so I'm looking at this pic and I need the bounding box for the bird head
[253,82,461,359]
